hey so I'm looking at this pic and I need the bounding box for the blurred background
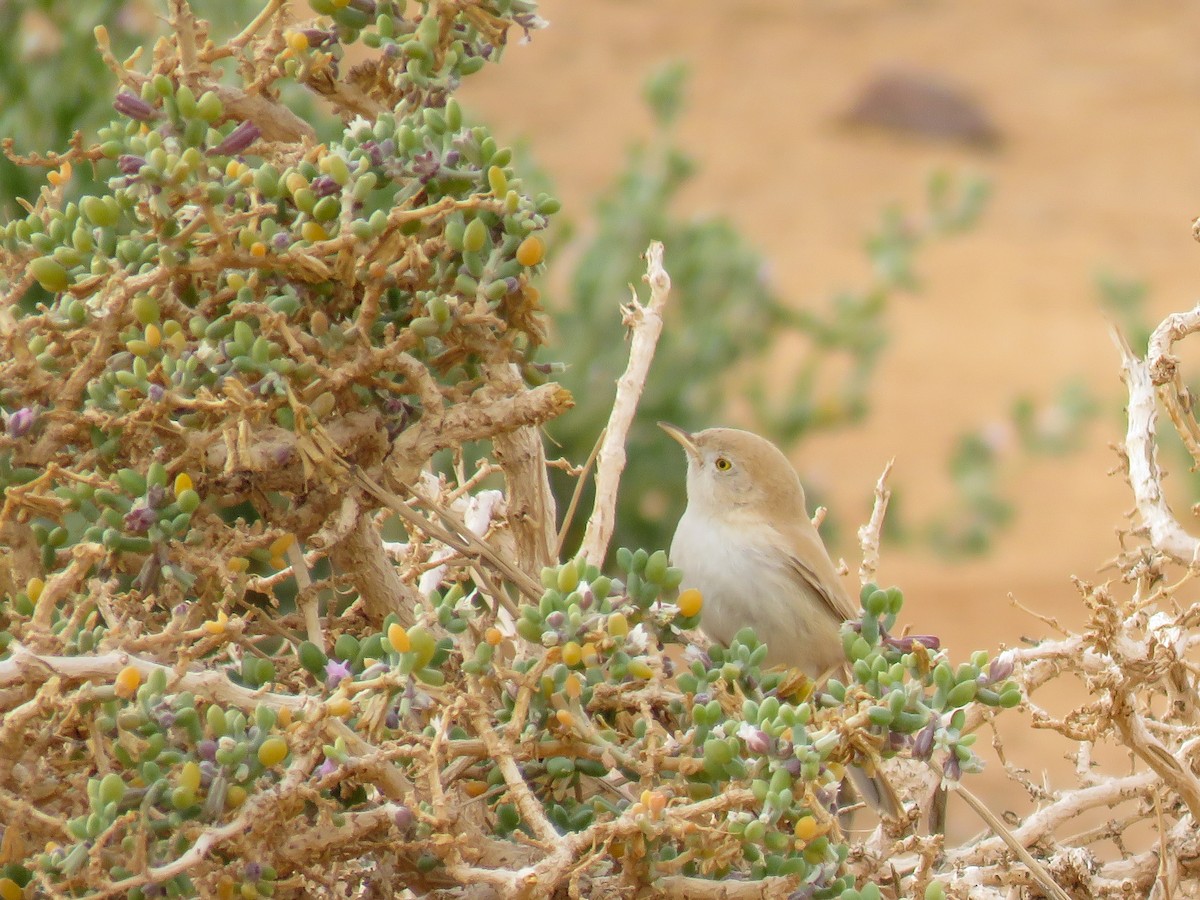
[7,0,1200,832]
[457,0,1200,648]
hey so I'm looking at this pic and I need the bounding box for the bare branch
[581,241,671,565]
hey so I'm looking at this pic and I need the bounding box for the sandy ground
[461,0,1200,826]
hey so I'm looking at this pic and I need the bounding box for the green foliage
[547,64,990,558]
[0,0,266,217]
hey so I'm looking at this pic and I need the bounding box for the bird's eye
[714,457,732,471]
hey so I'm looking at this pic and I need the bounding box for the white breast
[670,508,843,676]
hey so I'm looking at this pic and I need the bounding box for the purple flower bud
[393,805,414,831]
[783,756,802,777]
[124,504,157,533]
[118,154,146,176]
[211,120,261,157]
[744,729,770,755]
[146,484,167,509]
[317,756,338,777]
[885,633,941,653]
[302,28,334,47]
[325,658,353,689]
[693,693,711,706]
[147,384,164,402]
[311,175,339,197]
[379,139,396,157]
[988,654,1014,683]
[544,611,565,629]
[913,719,937,760]
[385,708,400,729]
[360,140,384,167]
[504,277,520,294]
[114,92,157,122]
[411,150,440,182]
[199,760,217,786]
[272,233,291,251]
[243,862,262,882]
[443,149,460,166]
[943,753,962,782]
[6,407,35,438]
[198,739,218,761]
[384,43,401,59]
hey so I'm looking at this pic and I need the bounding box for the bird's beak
[658,421,699,460]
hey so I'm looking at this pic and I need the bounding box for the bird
[660,422,900,816]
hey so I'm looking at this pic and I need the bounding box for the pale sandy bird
[661,423,900,816]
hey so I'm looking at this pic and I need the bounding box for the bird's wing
[782,521,860,624]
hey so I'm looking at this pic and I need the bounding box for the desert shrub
[0,2,1197,898]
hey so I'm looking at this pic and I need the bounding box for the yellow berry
[387,622,410,653]
[580,642,599,666]
[287,30,309,52]
[564,673,582,699]
[627,658,653,680]
[226,785,247,808]
[178,760,201,793]
[144,323,162,349]
[555,709,574,728]
[515,234,545,267]
[257,735,289,767]
[203,610,229,635]
[174,472,193,495]
[0,877,23,900]
[48,161,73,186]
[277,706,292,727]
[268,533,295,559]
[301,221,327,242]
[250,241,267,258]
[794,815,820,841]
[561,640,582,667]
[26,576,45,603]
[645,790,666,816]
[677,588,703,618]
[327,695,352,718]
[485,626,503,646]
[285,172,308,195]
[115,665,142,697]
[463,779,488,798]
[606,612,628,638]
[227,556,249,573]
[226,273,246,291]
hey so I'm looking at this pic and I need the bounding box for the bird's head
[658,423,807,519]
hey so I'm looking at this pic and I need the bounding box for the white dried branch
[0,642,307,714]
[580,241,671,565]
[1115,326,1200,565]
[857,457,894,587]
